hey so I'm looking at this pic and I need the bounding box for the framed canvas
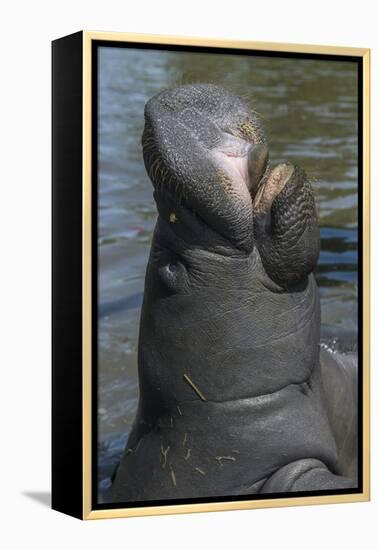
[52,31,370,520]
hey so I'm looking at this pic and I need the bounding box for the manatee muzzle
[142,84,320,286]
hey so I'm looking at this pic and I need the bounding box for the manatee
[112,84,358,502]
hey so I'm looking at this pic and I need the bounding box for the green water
[97,47,358,493]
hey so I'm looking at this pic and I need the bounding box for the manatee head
[138,83,321,408]
[142,83,320,289]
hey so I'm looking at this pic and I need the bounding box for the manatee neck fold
[138,244,321,410]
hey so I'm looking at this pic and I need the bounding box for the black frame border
[52,31,84,519]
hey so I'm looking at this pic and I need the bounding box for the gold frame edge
[81,31,371,520]
[83,30,369,57]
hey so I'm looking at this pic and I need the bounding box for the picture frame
[52,31,370,520]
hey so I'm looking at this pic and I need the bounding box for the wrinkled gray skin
[112,84,357,502]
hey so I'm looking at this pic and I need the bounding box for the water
[97,46,358,500]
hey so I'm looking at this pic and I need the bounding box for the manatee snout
[142,83,320,288]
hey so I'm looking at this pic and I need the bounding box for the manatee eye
[157,259,188,293]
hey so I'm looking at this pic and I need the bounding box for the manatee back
[320,348,358,481]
